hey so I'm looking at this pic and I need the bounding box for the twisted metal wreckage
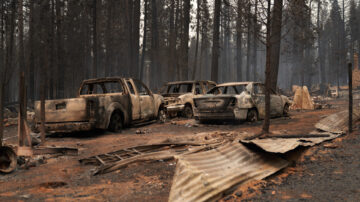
[79,108,360,202]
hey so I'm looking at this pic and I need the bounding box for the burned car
[160,80,217,118]
[34,78,166,133]
[193,82,290,123]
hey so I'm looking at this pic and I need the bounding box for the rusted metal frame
[95,156,106,165]
[80,139,218,166]
[93,144,215,175]
[81,145,176,165]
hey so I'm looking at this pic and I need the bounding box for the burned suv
[34,78,166,133]
[160,80,217,118]
[193,82,290,123]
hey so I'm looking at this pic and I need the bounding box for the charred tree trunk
[105,0,112,77]
[56,0,64,98]
[199,0,210,80]
[252,0,258,81]
[18,0,26,145]
[236,0,243,81]
[167,0,176,80]
[140,0,149,81]
[40,0,49,143]
[211,0,221,82]
[174,0,181,80]
[317,1,326,86]
[263,0,271,134]
[126,0,139,78]
[223,2,230,82]
[132,0,140,78]
[180,0,190,80]
[269,0,283,91]
[192,0,201,80]
[0,3,3,146]
[5,0,16,87]
[0,85,3,146]
[92,0,97,78]
[18,0,25,83]
[49,0,56,98]
[150,0,160,87]
[246,1,251,81]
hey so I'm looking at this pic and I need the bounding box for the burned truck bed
[33,77,165,133]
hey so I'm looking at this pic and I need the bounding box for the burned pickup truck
[33,78,166,133]
[193,82,290,123]
[160,80,217,118]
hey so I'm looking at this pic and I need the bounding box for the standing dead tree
[140,0,149,82]
[0,0,17,145]
[180,0,190,81]
[92,0,97,78]
[236,0,243,81]
[263,0,283,133]
[269,0,283,91]
[211,0,221,82]
[192,0,201,80]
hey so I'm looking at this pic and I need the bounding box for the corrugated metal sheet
[168,142,288,202]
[315,108,360,134]
[241,109,360,153]
[241,132,340,153]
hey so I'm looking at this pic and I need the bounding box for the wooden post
[348,63,353,133]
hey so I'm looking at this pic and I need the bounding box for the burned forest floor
[0,99,359,201]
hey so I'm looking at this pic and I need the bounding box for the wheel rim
[248,110,257,122]
[111,114,122,132]
[158,109,166,123]
[184,106,193,118]
[284,105,289,115]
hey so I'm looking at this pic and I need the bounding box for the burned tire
[183,105,193,118]
[109,112,123,132]
[283,104,290,116]
[157,108,167,123]
[0,146,17,174]
[247,109,258,122]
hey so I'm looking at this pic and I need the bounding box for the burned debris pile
[79,132,239,175]
[75,108,360,202]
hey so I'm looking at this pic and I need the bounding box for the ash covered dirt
[1,99,357,201]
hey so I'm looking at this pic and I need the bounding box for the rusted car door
[133,79,155,120]
[125,79,141,120]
